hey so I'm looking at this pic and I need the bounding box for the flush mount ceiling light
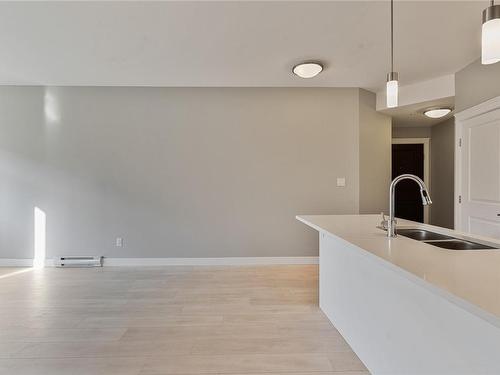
[482,1,500,65]
[423,108,452,119]
[292,62,323,78]
[386,0,399,108]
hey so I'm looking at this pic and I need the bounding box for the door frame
[392,137,430,224]
[454,95,500,231]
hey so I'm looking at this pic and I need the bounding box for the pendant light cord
[390,0,394,73]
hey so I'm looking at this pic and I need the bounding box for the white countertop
[296,214,500,326]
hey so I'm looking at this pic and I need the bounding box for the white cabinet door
[460,107,500,238]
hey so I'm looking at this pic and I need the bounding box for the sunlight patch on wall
[44,88,60,124]
[33,207,46,268]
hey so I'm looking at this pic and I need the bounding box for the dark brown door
[392,143,425,223]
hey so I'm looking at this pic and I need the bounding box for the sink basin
[395,228,498,250]
[379,227,499,250]
[397,229,453,241]
[425,239,497,250]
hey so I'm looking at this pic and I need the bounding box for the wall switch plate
[336,177,346,187]
[115,237,123,247]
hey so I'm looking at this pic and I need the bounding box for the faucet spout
[420,188,432,206]
[387,174,432,237]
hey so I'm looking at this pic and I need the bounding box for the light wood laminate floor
[0,265,368,375]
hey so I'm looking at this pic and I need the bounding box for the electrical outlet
[336,177,346,187]
[115,237,123,247]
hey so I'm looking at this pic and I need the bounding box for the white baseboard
[104,256,319,266]
[0,257,319,267]
[0,259,33,267]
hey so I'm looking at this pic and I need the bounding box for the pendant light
[386,0,398,108]
[482,0,500,65]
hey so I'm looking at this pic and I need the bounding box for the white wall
[0,86,390,260]
[455,58,500,112]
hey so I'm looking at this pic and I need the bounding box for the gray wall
[392,126,431,139]
[430,117,455,229]
[455,58,500,112]
[0,86,389,260]
[391,121,455,229]
[359,89,391,214]
[0,87,45,260]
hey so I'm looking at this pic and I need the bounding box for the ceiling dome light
[424,108,452,119]
[292,62,323,78]
[482,2,500,65]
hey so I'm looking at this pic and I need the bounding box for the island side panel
[318,231,500,374]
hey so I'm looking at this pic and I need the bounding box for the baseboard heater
[54,256,103,268]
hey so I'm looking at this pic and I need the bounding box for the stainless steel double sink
[396,228,498,250]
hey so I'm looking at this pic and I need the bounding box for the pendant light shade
[386,72,399,108]
[482,3,500,65]
[386,0,399,108]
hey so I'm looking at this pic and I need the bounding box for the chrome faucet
[382,174,432,237]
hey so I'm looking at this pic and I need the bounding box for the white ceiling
[0,1,484,90]
[383,96,455,127]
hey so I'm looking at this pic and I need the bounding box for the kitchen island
[297,214,500,375]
